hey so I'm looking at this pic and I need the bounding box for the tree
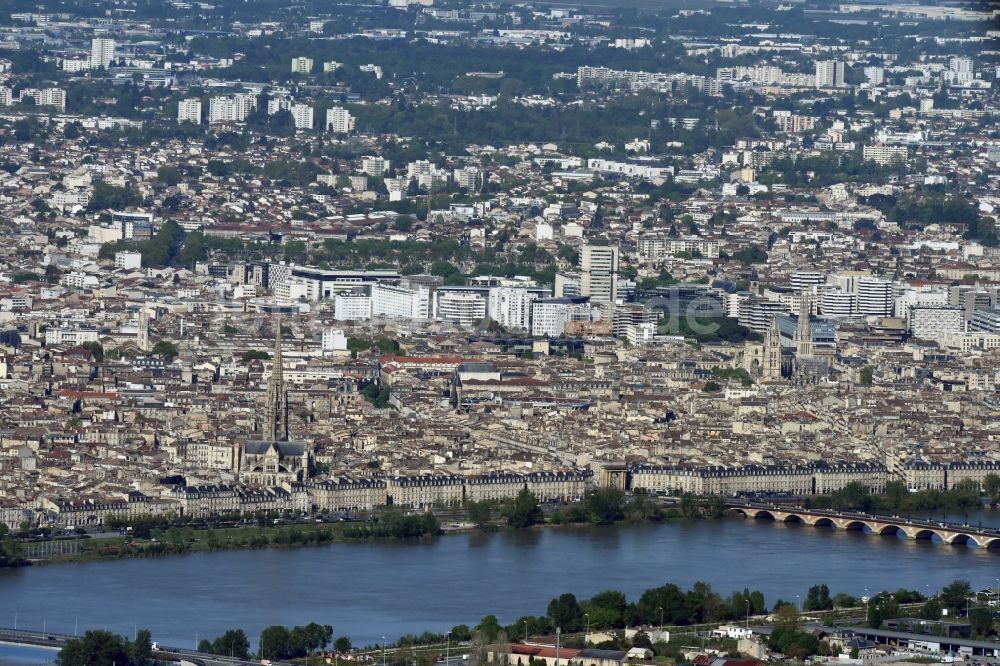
[80,341,104,363]
[585,590,628,629]
[583,488,625,525]
[156,166,182,187]
[151,340,179,360]
[208,629,250,659]
[939,580,972,616]
[804,584,833,611]
[920,598,942,621]
[772,604,801,633]
[129,629,153,666]
[983,474,1000,504]
[859,366,873,385]
[259,625,293,660]
[866,594,899,629]
[475,615,502,643]
[969,608,994,636]
[241,350,271,362]
[469,629,490,666]
[334,636,352,653]
[501,488,542,529]
[466,500,494,529]
[57,630,130,666]
[547,593,584,632]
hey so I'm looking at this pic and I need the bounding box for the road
[0,627,294,666]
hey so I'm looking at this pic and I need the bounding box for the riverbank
[10,492,998,569]
[12,492,711,568]
[4,516,1000,649]
[33,511,702,566]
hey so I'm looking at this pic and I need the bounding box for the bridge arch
[811,517,835,528]
[909,528,941,541]
[946,534,975,546]
[876,524,903,536]
[969,536,1000,549]
[842,520,869,532]
[782,513,805,524]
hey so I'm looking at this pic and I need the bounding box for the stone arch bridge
[728,502,1000,549]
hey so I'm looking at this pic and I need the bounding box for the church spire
[263,316,288,441]
[795,292,813,358]
[762,315,782,380]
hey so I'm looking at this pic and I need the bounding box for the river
[0,512,998,654]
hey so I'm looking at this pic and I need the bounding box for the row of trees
[0,523,26,567]
[57,629,153,666]
[473,488,725,532]
[258,623,334,660]
[341,511,441,539]
[809,478,1000,514]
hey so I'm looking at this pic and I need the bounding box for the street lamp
[745,599,750,630]
[657,606,664,634]
[383,636,387,666]
[555,627,561,666]
[446,630,450,665]
[585,614,590,642]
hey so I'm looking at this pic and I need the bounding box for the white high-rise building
[580,245,619,305]
[177,98,202,124]
[21,88,65,111]
[487,287,536,331]
[949,57,973,85]
[910,306,964,342]
[208,93,257,123]
[453,166,480,190]
[437,291,487,327]
[863,66,885,85]
[322,328,347,351]
[291,57,314,74]
[290,103,313,130]
[361,156,390,176]
[530,298,595,337]
[820,290,857,318]
[334,293,372,321]
[326,107,355,133]
[372,283,430,319]
[815,60,845,88]
[856,277,893,316]
[90,38,115,69]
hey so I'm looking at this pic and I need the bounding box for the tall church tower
[263,318,288,442]
[137,310,150,353]
[762,316,782,380]
[795,292,813,359]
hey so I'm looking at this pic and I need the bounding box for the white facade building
[530,298,594,337]
[910,306,965,342]
[580,245,619,304]
[326,107,355,133]
[114,251,142,270]
[334,293,373,321]
[177,98,202,124]
[437,291,487,327]
[91,38,115,69]
[856,277,894,316]
[487,287,536,331]
[372,283,431,319]
[815,60,845,88]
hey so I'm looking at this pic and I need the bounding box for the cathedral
[238,321,313,487]
[742,293,830,383]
